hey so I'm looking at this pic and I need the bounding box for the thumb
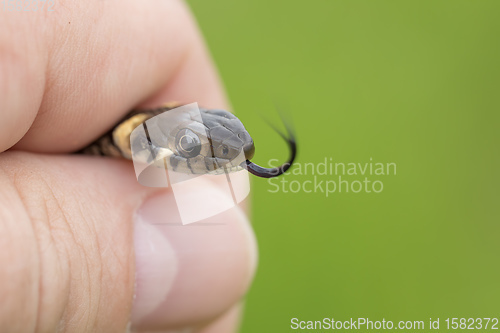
[0,151,256,332]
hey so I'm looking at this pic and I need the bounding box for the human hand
[0,1,257,332]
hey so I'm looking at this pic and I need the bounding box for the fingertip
[131,186,257,331]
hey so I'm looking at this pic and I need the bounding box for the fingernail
[131,204,178,326]
[130,180,257,331]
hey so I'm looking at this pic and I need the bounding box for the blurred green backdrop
[186,1,500,332]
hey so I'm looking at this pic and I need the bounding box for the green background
[186,1,500,332]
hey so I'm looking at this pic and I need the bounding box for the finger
[0,0,227,153]
[0,152,256,332]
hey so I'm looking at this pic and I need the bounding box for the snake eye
[222,145,229,157]
[175,128,202,158]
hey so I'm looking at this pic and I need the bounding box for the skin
[0,1,257,332]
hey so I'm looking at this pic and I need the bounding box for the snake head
[129,104,294,178]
